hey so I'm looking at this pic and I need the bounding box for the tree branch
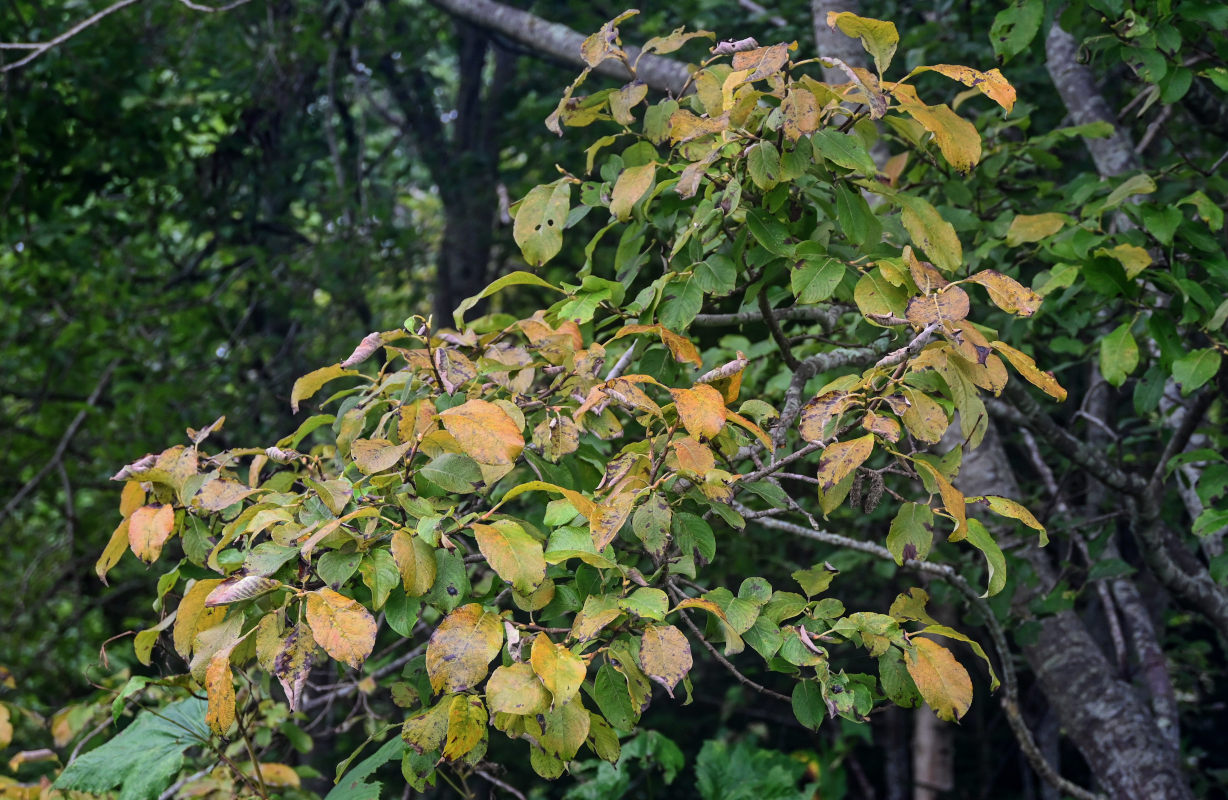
[426,0,691,95]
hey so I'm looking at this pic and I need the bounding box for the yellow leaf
[905,637,973,722]
[905,285,971,326]
[403,696,451,754]
[205,575,281,607]
[173,579,224,659]
[532,697,591,760]
[580,9,636,66]
[911,64,1016,112]
[894,87,981,173]
[638,624,692,696]
[391,531,437,596]
[672,597,745,655]
[864,411,902,442]
[782,87,819,140]
[532,415,581,462]
[291,365,358,414]
[826,12,898,75]
[1005,212,1067,246]
[530,634,587,706]
[604,377,663,417]
[443,695,488,761]
[433,347,477,394]
[306,588,377,669]
[500,481,596,520]
[95,518,130,584]
[817,435,875,491]
[426,604,504,694]
[591,491,635,550]
[898,195,962,273]
[127,504,175,563]
[192,478,255,512]
[120,480,146,517]
[972,495,1048,545]
[610,81,648,126]
[915,460,967,540]
[350,438,413,475]
[439,399,525,466]
[1096,243,1153,279]
[799,392,856,443]
[0,705,11,749]
[473,520,546,595]
[991,340,1067,402]
[610,163,657,221]
[205,651,236,735]
[668,109,728,144]
[252,763,300,788]
[965,270,1042,316]
[726,410,773,449]
[255,613,283,672]
[670,384,726,440]
[487,663,550,715]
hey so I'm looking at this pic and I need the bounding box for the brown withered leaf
[274,624,315,711]
[905,286,970,327]
[638,624,692,697]
[731,42,789,81]
[204,575,282,607]
[434,347,477,394]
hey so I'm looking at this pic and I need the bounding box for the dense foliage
[3,2,1227,799]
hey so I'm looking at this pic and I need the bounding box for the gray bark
[428,0,691,95]
[811,0,871,84]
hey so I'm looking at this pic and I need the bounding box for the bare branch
[426,0,691,95]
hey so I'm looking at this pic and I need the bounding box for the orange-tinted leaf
[731,42,789,82]
[193,478,254,512]
[487,663,550,715]
[473,520,546,595]
[901,389,947,444]
[306,588,377,669]
[965,270,1041,317]
[905,286,971,326]
[817,435,874,491]
[530,634,587,706]
[120,480,146,517]
[905,637,973,722]
[205,651,235,734]
[782,87,819,140]
[128,504,175,563]
[864,411,902,442]
[439,399,525,466]
[253,763,300,788]
[638,624,692,697]
[671,385,726,440]
[351,438,413,475]
[426,604,504,694]
[672,437,716,475]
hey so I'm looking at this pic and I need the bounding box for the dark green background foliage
[2,1,1227,798]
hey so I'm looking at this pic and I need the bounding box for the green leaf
[453,269,563,329]
[835,184,881,248]
[790,258,845,304]
[1099,322,1139,387]
[419,452,485,495]
[826,12,898,75]
[610,163,657,221]
[746,141,781,190]
[791,681,825,730]
[964,519,1006,597]
[659,274,703,331]
[328,734,405,800]
[693,254,736,295]
[989,0,1043,64]
[55,698,208,800]
[812,129,877,175]
[1172,349,1221,395]
[886,503,934,565]
[513,181,572,268]
[897,195,962,273]
[291,365,359,414]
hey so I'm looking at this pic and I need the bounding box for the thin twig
[1,0,142,72]
[476,768,528,800]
